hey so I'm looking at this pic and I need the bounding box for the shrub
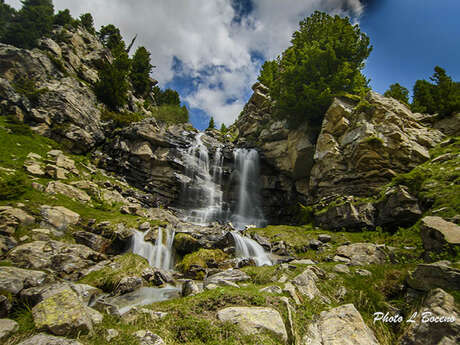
[100,109,143,128]
[153,105,189,124]
[0,171,28,200]
[12,78,48,106]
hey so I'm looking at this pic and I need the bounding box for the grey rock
[335,243,387,266]
[0,266,48,295]
[333,264,350,274]
[318,234,332,243]
[133,330,165,345]
[40,205,80,231]
[315,201,375,231]
[407,262,460,291]
[0,296,12,318]
[0,318,18,342]
[182,280,202,297]
[17,333,84,345]
[205,269,250,288]
[259,285,283,294]
[420,216,460,254]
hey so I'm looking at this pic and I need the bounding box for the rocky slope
[0,24,459,345]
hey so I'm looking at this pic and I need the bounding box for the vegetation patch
[177,249,228,274]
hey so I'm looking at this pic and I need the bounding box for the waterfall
[231,231,271,266]
[231,149,266,230]
[180,133,226,225]
[132,228,175,270]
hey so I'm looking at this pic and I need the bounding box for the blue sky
[6,0,460,130]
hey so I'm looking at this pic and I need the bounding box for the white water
[231,231,272,266]
[231,149,266,229]
[132,228,175,270]
[180,133,226,225]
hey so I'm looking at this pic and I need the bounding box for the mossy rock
[173,233,200,255]
[176,249,229,279]
[78,253,149,292]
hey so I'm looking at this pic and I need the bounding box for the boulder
[0,266,48,295]
[133,330,165,345]
[8,240,105,280]
[32,288,102,336]
[24,161,45,176]
[407,262,460,291]
[45,182,91,202]
[73,231,111,253]
[315,201,375,231]
[217,306,288,343]
[420,216,460,254]
[0,318,18,342]
[40,205,80,230]
[303,304,380,345]
[114,276,143,295]
[259,285,283,294]
[182,280,202,297]
[0,235,17,256]
[335,243,387,266]
[400,288,460,345]
[333,264,350,274]
[204,269,250,288]
[376,185,422,228]
[17,334,84,345]
[310,92,444,202]
[291,267,327,302]
[0,207,35,226]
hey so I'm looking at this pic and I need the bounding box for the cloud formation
[6,0,364,126]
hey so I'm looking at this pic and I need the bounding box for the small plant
[46,52,68,75]
[0,171,28,200]
[12,78,48,107]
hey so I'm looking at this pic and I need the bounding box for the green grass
[177,249,229,278]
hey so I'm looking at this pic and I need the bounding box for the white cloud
[4,0,364,126]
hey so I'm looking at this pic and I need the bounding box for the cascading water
[231,231,272,266]
[132,228,175,270]
[180,133,226,225]
[231,149,266,230]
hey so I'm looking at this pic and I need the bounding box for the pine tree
[2,0,54,49]
[54,8,73,27]
[384,83,409,105]
[79,13,95,34]
[130,46,153,97]
[207,117,215,129]
[98,24,125,53]
[220,123,227,132]
[0,1,16,41]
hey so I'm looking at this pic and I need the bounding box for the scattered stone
[309,239,323,250]
[290,259,316,265]
[114,276,143,295]
[204,269,250,288]
[17,333,84,345]
[139,222,151,231]
[355,269,372,277]
[333,264,350,274]
[318,234,332,243]
[182,280,202,297]
[407,262,460,291]
[315,201,376,231]
[259,285,283,294]
[45,165,69,179]
[303,304,380,345]
[106,328,119,341]
[0,235,17,256]
[217,307,288,343]
[45,182,90,202]
[0,266,48,295]
[133,330,165,345]
[24,161,45,176]
[283,282,301,305]
[0,318,18,342]
[420,216,460,254]
[400,288,460,345]
[335,243,387,266]
[40,205,80,230]
[335,286,347,301]
[32,288,102,336]
[291,267,328,303]
[0,207,35,226]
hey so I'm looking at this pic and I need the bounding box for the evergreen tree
[98,24,125,53]
[220,123,227,132]
[54,8,73,27]
[259,11,372,129]
[130,46,153,97]
[384,83,409,105]
[95,50,131,110]
[207,117,215,129]
[2,0,54,49]
[79,13,95,34]
[154,87,181,106]
[0,1,16,41]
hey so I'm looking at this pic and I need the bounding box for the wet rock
[420,216,460,254]
[8,240,105,280]
[251,233,271,250]
[133,330,165,345]
[335,243,387,266]
[0,318,18,342]
[400,288,460,345]
[32,288,102,336]
[173,233,201,255]
[0,266,48,295]
[17,333,84,345]
[40,205,80,231]
[407,262,460,291]
[217,306,288,343]
[303,304,379,345]
[114,276,143,295]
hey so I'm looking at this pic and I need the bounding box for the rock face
[420,216,460,254]
[217,306,288,343]
[407,262,460,291]
[303,304,380,345]
[309,92,444,202]
[315,200,375,231]
[32,288,102,336]
[400,288,460,345]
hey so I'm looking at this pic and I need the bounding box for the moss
[363,135,384,146]
[173,233,200,255]
[79,253,150,291]
[177,249,228,274]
